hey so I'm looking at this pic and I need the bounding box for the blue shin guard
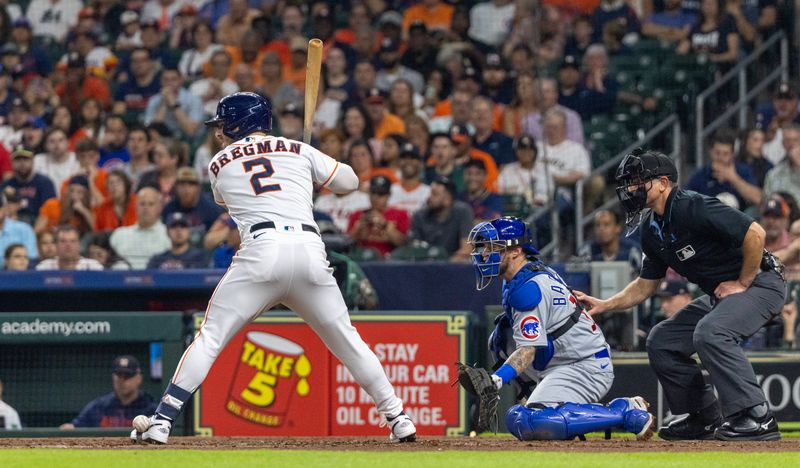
[506,402,627,440]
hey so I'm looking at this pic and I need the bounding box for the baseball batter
[131,92,416,443]
[464,216,655,440]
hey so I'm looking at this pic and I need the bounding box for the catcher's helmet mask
[205,92,273,140]
[468,216,539,290]
[615,148,677,235]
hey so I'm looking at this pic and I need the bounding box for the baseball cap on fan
[398,142,422,160]
[655,279,689,298]
[560,55,580,71]
[369,175,392,195]
[11,145,34,159]
[281,102,303,118]
[761,196,790,219]
[176,167,200,184]
[775,82,797,100]
[449,124,472,143]
[113,355,141,377]
[485,53,506,70]
[166,212,191,228]
[120,10,139,26]
[365,87,387,104]
[514,134,536,151]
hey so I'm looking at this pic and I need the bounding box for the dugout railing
[694,31,789,167]
[574,113,683,252]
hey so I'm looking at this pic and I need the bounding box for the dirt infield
[1,436,799,452]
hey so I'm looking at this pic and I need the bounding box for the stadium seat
[501,193,531,218]
[390,242,448,261]
[348,246,383,262]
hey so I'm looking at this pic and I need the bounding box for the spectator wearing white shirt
[144,67,205,142]
[538,109,590,199]
[116,10,143,50]
[523,78,585,145]
[140,0,186,32]
[375,37,425,95]
[33,128,80,191]
[314,190,371,233]
[189,49,239,117]
[178,21,223,79]
[468,0,516,48]
[0,378,21,429]
[498,134,552,207]
[35,225,103,271]
[26,0,82,42]
[110,187,171,269]
[0,98,29,152]
[389,143,431,216]
[538,108,604,221]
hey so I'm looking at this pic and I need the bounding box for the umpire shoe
[130,415,172,444]
[714,403,781,441]
[386,412,417,443]
[658,405,722,441]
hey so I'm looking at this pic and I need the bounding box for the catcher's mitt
[454,363,499,433]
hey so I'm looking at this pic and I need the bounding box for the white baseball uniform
[168,132,403,419]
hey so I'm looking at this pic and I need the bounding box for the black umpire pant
[646,270,786,417]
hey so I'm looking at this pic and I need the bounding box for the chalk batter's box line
[193,314,469,437]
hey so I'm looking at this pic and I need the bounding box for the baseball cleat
[130,416,172,444]
[387,412,417,443]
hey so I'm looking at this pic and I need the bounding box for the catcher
[457,216,654,440]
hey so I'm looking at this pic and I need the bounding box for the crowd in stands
[0,0,789,271]
[0,0,797,375]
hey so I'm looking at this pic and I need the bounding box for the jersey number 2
[243,157,281,195]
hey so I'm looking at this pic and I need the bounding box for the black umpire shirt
[639,188,754,296]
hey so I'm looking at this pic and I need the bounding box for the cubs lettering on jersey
[207,135,339,234]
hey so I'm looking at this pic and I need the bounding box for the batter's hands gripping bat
[303,38,323,144]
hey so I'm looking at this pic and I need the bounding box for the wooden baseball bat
[303,38,324,144]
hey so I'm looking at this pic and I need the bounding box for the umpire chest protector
[639,188,755,295]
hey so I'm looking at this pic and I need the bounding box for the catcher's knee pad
[506,402,626,441]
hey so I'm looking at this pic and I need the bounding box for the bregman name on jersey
[210,140,302,176]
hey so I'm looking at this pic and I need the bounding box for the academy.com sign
[1,319,111,337]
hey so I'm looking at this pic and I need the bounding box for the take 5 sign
[195,314,467,436]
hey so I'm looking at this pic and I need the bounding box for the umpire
[575,149,786,441]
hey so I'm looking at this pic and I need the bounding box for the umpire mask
[615,149,677,235]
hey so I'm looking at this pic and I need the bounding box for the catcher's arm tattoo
[505,346,536,374]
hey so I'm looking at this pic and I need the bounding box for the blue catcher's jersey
[501,263,609,370]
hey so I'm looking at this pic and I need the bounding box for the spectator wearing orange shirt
[94,169,137,232]
[364,88,406,140]
[223,29,265,81]
[449,124,498,193]
[252,15,290,66]
[61,138,108,207]
[215,0,261,46]
[402,0,454,37]
[35,175,95,236]
[283,36,308,93]
[333,2,371,45]
[55,52,111,114]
